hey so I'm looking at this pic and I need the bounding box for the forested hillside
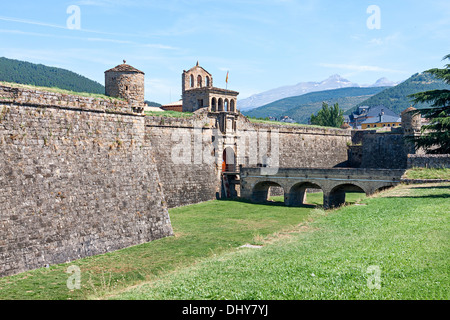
[346,72,450,115]
[0,57,104,94]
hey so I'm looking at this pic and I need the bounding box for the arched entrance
[222,147,236,172]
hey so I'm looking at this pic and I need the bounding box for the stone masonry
[0,83,173,277]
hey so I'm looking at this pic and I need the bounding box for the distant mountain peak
[370,77,399,87]
[238,74,379,111]
[327,74,346,80]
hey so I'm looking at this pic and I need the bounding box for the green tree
[310,102,344,127]
[408,54,450,154]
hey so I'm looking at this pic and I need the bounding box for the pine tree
[310,102,344,128]
[408,54,450,154]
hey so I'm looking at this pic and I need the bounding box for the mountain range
[244,71,450,124]
[238,74,400,111]
[243,86,389,124]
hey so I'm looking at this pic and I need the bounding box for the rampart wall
[145,114,220,208]
[352,130,415,169]
[407,154,450,168]
[245,121,351,168]
[0,84,173,277]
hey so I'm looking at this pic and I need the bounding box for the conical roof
[401,106,417,115]
[105,61,144,74]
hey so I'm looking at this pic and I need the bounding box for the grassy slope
[0,194,326,300]
[0,81,121,101]
[247,117,339,129]
[114,184,449,300]
[0,184,447,300]
[144,110,193,118]
[404,168,450,180]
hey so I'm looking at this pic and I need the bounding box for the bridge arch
[325,183,366,209]
[285,181,324,206]
[251,181,285,204]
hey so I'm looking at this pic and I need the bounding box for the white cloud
[0,15,66,29]
[367,32,402,47]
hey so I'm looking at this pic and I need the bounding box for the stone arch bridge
[239,167,406,209]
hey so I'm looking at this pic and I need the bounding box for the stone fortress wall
[0,83,173,277]
[407,154,450,168]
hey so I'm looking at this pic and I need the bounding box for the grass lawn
[0,195,319,300]
[0,81,123,101]
[0,184,447,300]
[247,117,337,129]
[144,110,193,118]
[404,167,450,180]
[113,183,449,300]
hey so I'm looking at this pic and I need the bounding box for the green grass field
[247,117,337,129]
[144,110,194,118]
[0,184,448,300]
[404,167,450,180]
[113,184,449,300]
[0,193,326,299]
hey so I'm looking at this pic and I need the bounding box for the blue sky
[1,0,449,104]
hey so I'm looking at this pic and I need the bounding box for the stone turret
[401,106,422,135]
[105,61,145,112]
[401,106,424,155]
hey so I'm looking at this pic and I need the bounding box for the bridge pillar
[252,189,269,203]
[285,189,307,206]
[323,190,346,209]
